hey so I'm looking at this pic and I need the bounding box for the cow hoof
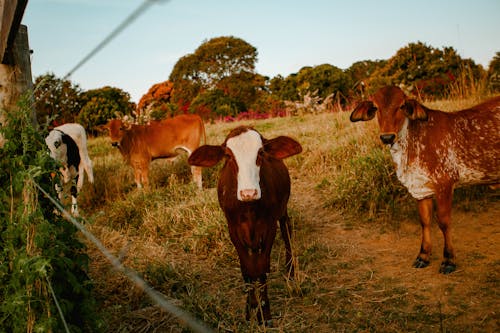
[413,257,429,269]
[439,262,456,274]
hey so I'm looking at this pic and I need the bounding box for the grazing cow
[350,86,500,274]
[101,114,205,189]
[45,123,94,216]
[188,126,302,323]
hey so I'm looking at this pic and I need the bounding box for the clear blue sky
[22,0,500,103]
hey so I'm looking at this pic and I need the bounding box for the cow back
[405,98,500,187]
[119,114,204,161]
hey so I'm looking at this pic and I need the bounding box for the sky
[22,0,500,103]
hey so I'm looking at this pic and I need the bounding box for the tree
[346,60,387,98]
[488,52,500,92]
[137,81,176,120]
[269,74,299,101]
[269,64,352,105]
[169,36,259,117]
[34,73,82,126]
[367,42,484,97]
[78,86,135,135]
[296,64,352,102]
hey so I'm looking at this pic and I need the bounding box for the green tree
[367,42,484,97]
[169,36,259,117]
[346,60,387,98]
[34,73,82,126]
[296,64,352,101]
[269,64,351,104]
[488,51,500,92]
[269,74,299,101]
[78,86,135,135]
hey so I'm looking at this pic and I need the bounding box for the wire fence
[35,182,214,333]
[27,1,215,331]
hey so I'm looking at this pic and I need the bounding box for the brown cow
[188,126,302,323]
[350,86,500,274]
[102,114,205,189]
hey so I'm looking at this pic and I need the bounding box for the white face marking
[226,130,263,201]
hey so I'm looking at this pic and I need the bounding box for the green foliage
[488,51,500,92]
[78,86,135,134]
[296,64,352,101]
[0,97,101,332]
[367,42,485,98]
[34,72,83,126]
[268,64,352,107]
[345,60,387,97]
[169,36,259,117]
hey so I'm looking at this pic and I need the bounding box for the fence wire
[34,182,214,333]
[27,2,215,331]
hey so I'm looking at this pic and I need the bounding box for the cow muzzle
[239,189,259,202]
[380,133,396,145]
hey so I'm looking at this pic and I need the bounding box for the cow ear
[264,136,302,160]
[403,99,428,121]
[188,145,225,167]
[350,101,377,122]
[95,124,108,133]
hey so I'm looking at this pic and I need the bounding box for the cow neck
[389,117,409,179]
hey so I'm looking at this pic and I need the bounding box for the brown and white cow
[188,126,302,323]
[101,114,205,189]
[350,85,500,274]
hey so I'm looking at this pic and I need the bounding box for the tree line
[34,36,500,132]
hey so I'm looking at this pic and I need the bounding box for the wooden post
[0,24,34,147]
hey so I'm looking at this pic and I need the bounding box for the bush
[324,146,412,221]
[0,96,101,332]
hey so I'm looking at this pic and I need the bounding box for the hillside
[78,110,499,332]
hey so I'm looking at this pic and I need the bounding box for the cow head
[45,129,67,163]
[100,119,131,147]
[188,126,302,202]
[350,86,429,145]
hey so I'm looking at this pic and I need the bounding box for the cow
[350,85,500,274]
[45,123,94,216]
[188,126,302,323]
[101,114,205,189]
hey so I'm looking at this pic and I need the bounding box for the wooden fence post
[0,24,34,147]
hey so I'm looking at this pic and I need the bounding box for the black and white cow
[45,123,94,216]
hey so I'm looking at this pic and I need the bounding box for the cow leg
[233,245,272,323]
[191,165,202,189]
[244,275,271,324]
[414,198,433,268]
[70,175,79,217]
[279,213,294,278]
[435,185,456,274]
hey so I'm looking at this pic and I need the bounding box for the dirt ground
[290,180,499,332]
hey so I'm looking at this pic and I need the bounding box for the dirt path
[289,177,499,332]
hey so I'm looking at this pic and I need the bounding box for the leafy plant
[0,96,101,332]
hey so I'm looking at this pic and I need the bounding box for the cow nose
[240,189,258,201]
[380,134,396,145]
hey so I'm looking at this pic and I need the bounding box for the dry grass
[76,107,499,332]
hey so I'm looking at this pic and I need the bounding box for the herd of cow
[44,86,499,323]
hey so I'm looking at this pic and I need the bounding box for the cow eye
[54,140,61,148]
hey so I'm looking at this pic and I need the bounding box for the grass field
[75,102,499,332]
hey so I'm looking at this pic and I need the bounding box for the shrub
[0,96,101,332]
